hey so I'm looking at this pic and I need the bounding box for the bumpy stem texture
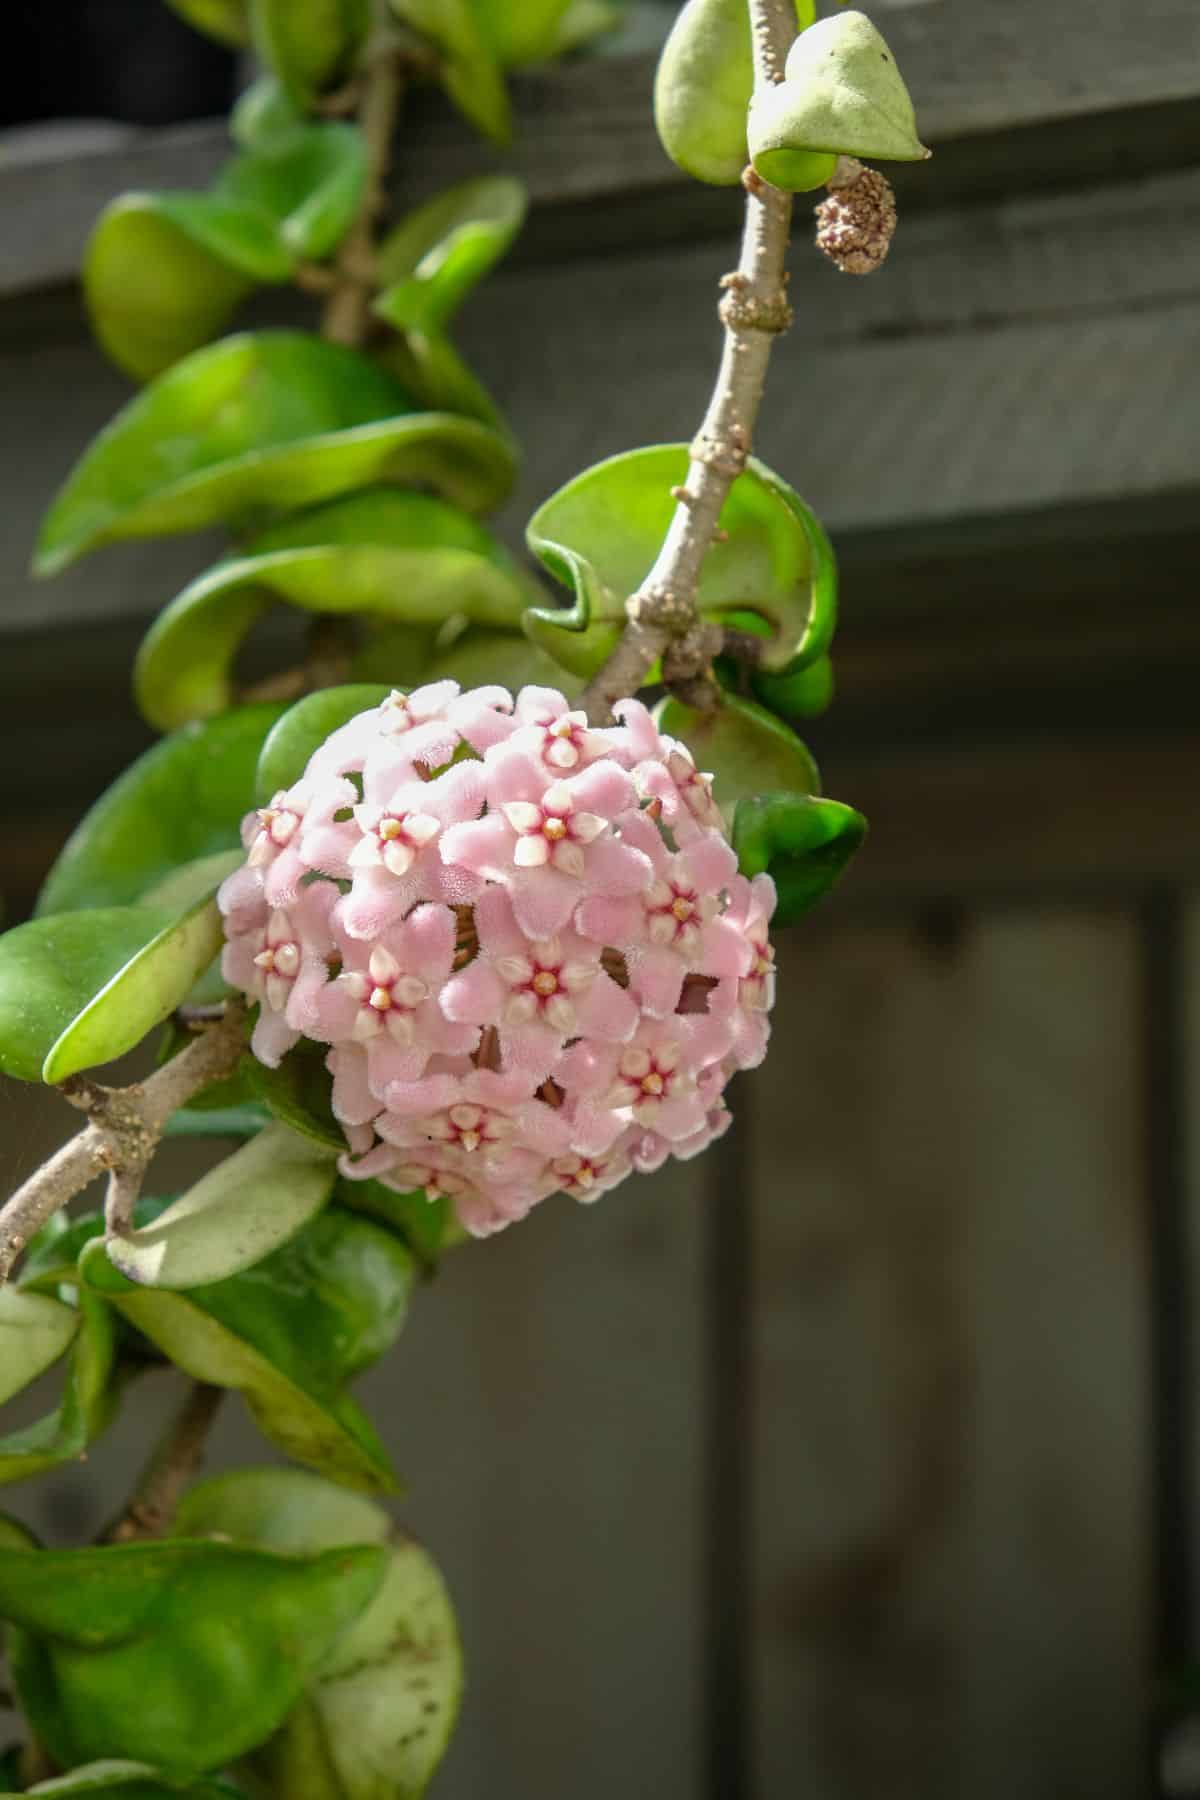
[0,1004,246,1285]
[321,35,405,348]
[581,0,800,724]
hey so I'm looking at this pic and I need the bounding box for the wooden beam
[3,0,1200,297]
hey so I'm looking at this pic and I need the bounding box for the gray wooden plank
[749,908,1150,1799]
[3,0,1199,296]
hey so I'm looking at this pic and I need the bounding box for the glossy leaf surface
[180,1469,462,1799]
[732,791,866,923]
[81,1208,412,1491]
[252,0,369,106]
[389,0,511,145]
[526,445,834,675]
[656,693,819,824]
[21,1763,249,1797]
[2,1538,385,1779]
[255,685,389,801]
[375,177,526,333]
[748,10,929,187]
[0,1291,116,1488]
[335,1176,466,1271]
[96,1123,336,1289]
[0,1291,79,1407]
[751,649,835,720]
[247,1042,346,1153]
[0,905,215,1084]
[36,333,514,575]
[37,705,286,915]
[135,492,529,730]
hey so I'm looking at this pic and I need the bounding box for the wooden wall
[4,0,1200,1794]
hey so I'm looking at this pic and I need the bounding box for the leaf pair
[0,1275,116,1488]
[167,1,368,105]
[0,705,286,1086]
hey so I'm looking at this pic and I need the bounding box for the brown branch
[104,1379,224,1544]
[0,1003,247,1286]
[321,34,406,349]
[580,0,801,724]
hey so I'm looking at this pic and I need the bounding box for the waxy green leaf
[732,791,866,922]
[86,127,367,381]
[751,650,834,720]
[0,903,219,1084]
[255,685,389,803]
[526,445,834,677]
[179,1469,463,1800]
[37,705,287,916]
[0,1290,117,1488]
[252,0,370,107]
[335,1177,466,1271]
[389,0,511,145]
[1,1537,386,1780]
[21,1762,250,1797]
[247,1042,346,1153]
[134,491,530,730]
[97,1123,336,1290]
[0,1290,79,1406]
[655,0,816,186]
[81,1207,413,1491]
[656,693,820,824]
[748,10,929,189]
[36,333,515,576]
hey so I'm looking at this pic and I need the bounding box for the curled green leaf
[247,1042,346,1153]
[251,0,370,108]
[0,1290,117,1488]
[179,1469,463,1800]
[134,491,531,731]
[1,1537,386,1780]
[389,0,511,145]
[0,903,220,1085]
[732,791,866,923]
[526,445,833,677]
[81,1207,413,1491]
[35,333,515,576]
[748,10,929,188]
[656,692,819,825]
[0,1290,79,1407]
[335,1176,466,1270]
[163,0,250,47]
[255,685,390,802]
[98,1123,337,1290]
[23,1762,249,1797]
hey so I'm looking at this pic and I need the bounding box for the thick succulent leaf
[733,792,865,922]
[335,1176,466,1271]
[35,333,514,576]
[547,0,627,54]
[255,685,389,801]
[180,1470,462,1800]
[0,1291,117,1487]
[81,1208,412,1491]
[1,1537,386,1781]
[475,0,577,64]
[748,10,929,187]
[251,0,370,107]
[163,0,250,47]
[0,1290,79,1406]
[84,201,255,385]
[656,693,820,824]
[97,1123,336,1290]
[751,650,834,720]
[654,0,815,186]
[135,495,529,731]
[86,126,366,384]
[41,898,225,1086]
[526,445,833,675]
[246,1042,346,1153]
[377,328,503,429]
[36,705,286,916]
[22,1763,249,1797]
[389,0,511,145]
[0,904,215,1084]
[375,177,526,334]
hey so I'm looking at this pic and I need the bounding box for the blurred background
[3,1,1200,1795]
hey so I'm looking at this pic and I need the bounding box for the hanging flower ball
[219,682,778,1238]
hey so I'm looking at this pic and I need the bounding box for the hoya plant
[0,0,925,1790]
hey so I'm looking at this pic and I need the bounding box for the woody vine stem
[579,0,799,725]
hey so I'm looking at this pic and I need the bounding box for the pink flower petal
[584,837,653,897]
[510,866,579,938]
[575,971,638,1043]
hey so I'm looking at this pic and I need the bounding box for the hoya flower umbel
[218,680,778,1239]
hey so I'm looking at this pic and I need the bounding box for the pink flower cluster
[219,682,776,1238]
